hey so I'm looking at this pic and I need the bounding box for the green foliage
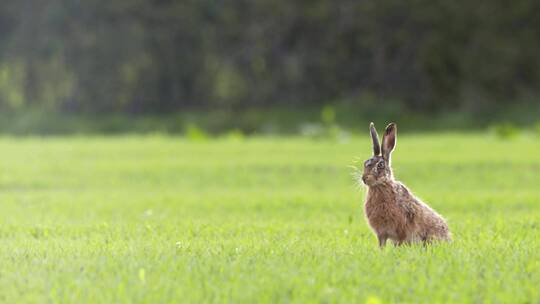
[321,105,336,125]
[299,105,350,141]
[491,122,520,140]
[0,102,539,136]
[0,1,540,112]
[0,134,538,302]
[535,122,540,136]
[222,129,245,141]
[0,103,539,136]
[184,124,209,141]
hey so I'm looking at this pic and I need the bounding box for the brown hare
[361,122,450,248]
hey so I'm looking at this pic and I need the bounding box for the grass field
[0,134,538,303]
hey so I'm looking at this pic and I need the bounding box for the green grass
[0,134,538,303]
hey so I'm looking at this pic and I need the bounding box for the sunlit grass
[0,134,538,303]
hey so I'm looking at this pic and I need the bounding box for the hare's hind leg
[377,233,388,249]
[392,229,410,247]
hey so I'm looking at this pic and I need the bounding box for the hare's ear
[370,122,381,156]
[382,123,397,162]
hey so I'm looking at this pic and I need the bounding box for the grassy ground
[0,134,538,303]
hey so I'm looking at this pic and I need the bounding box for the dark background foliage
[0,0,539,129]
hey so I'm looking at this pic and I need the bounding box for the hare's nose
[361,175,368,183]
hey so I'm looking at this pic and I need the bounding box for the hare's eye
[377,161,385,169]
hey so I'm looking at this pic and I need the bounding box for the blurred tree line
[0,0,539,114]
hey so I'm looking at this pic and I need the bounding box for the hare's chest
[364,199,404,233]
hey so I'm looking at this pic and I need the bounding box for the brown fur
[361,123,451,248]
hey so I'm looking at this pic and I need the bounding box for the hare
[361,122,450,248]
